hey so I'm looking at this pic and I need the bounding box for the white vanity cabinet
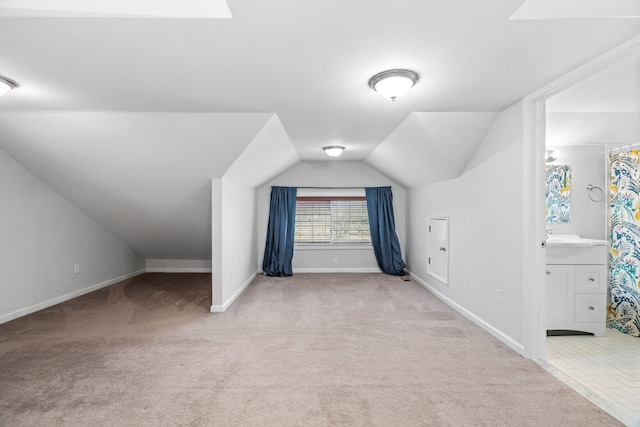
[545,236,608,336]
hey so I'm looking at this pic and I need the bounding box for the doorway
[524,36,640,425]
[523,35,640,361]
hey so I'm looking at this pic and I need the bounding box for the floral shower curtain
[608,150,640,337]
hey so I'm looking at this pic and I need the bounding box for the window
[294,197,371,245]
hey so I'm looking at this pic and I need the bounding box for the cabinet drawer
[575,293,605,322]
[575,266,607,293]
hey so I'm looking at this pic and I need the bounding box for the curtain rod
[295,186,367,189]
[608,143,640,154]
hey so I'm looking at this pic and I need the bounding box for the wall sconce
[545,150,561,163]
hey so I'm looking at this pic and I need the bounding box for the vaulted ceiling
[0,0,638,260]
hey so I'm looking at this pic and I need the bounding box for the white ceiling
[0,0,638,260]
[547,52,640,113]
[546,49,640,147]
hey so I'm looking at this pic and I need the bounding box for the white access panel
[428,216,449,284]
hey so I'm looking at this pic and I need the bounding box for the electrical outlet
[74,264,80,275]
[495,288,502,304]
[333,258,338,266]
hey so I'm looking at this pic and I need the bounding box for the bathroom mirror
[545,164,571,223]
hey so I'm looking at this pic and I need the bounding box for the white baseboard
[408,271,525,356]
[146,267,212,273]
[0,269,146,325]
[145,259,212,273]
[292,268,381,273]
[210,271,257,313]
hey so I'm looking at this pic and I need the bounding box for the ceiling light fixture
[0,76,17,96]
[323,146,345,157]
[369,69,418,101]
[545,150,561,163]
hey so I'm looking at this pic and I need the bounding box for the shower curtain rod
[608,143,640,154]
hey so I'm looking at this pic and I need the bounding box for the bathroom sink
[546,235,609,264]
[546,235,608,247]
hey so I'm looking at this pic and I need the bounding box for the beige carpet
[0,273,621,426]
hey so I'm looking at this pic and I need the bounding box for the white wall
[545,145,607,240]
[407,102,525,353]
[210,178,258,311]
[0,148,145,323]
[257,162,406,273]
[211,179,223,308]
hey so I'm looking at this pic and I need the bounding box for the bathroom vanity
[545,235,608,336]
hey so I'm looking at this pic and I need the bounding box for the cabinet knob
[546,271,551,275]
[589,306,595,311]
[589,277,595,282]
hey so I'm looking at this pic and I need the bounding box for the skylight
[0,0,232,18]
[510,0,640,20]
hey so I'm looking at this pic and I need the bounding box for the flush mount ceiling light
[323,146,345,157]
[0,76,17,96]
[369,69,418,101]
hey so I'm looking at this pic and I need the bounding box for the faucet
[545,228,553,238]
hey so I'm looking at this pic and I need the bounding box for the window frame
[294,196,372,248]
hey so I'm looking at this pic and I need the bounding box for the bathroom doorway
[524,37,640,424]
[523,35,640,361]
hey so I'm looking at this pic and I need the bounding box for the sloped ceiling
[223,115,300,188]
[366,112,498,188]
[0,1,638,260]
[0,112,272,259]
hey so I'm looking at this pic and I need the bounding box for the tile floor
[546,328,640,427]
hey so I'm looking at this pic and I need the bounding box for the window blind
[294,197,371,244]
